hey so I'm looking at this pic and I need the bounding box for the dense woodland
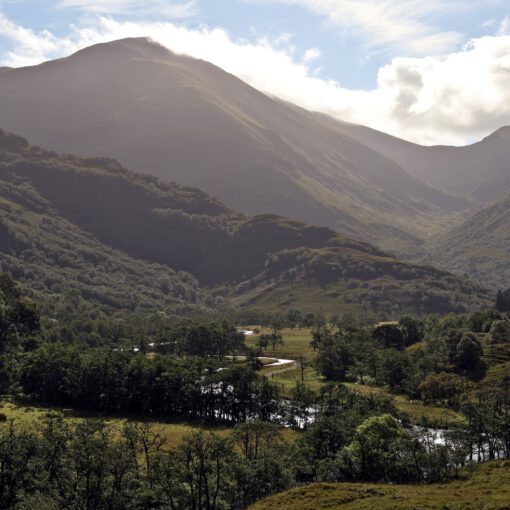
[2,273,510,509]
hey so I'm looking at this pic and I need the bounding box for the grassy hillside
[0,129,492,316]
[424,193,510,288]
[249,461,510,509]
[235,247,491,316]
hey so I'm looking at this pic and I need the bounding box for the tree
[176,431,235,510]
[419,372,464,409]
[257,334,270,352]
[455,332,483,373]
[268,331,283,352]
[346,414,403,481]
[285,309,302,329]
[372,323,405,350]
[399,316,424,346]
[0,273,40,354]
[315,331,354,381]
[378,349,409,390]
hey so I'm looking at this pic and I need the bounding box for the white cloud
[0,12,78,66]
[0,14,510,145]
[303,47,321,62]
[58,0,197,18]
[498,14,510,34]
[249,0,465,56]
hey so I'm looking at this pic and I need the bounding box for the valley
[0,27,510,510]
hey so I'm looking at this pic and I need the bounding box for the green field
[244,327,316,361]
[0,399,232,449]
[0,399,299,447]
[250,461,510,509]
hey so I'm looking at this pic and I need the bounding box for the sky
[0,0,509,145]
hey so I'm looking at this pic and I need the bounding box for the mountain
[424,192,510,288]
[0,129,491,316]
[0,37,466,254]
[327,118,510,202]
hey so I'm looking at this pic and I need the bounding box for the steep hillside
[0,149,208,314]
[0,129,490,316]
[233,248,485,317]
[249,461,510,510]
[327,117,510,202]
[424,193,510,288]
[0,37,466,253]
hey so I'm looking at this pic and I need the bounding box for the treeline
[1,384,476,510]
[20,345,279,423]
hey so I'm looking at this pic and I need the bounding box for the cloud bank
[251,0,465,56]
[0,13,510,145]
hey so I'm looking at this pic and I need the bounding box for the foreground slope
[424,192,510,288]
[328,118,510,202]
[250,461,510,510]
[0,129,490,315]
[0,38,465,252]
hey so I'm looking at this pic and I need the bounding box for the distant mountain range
[0,129,490,316]
[0,37,469,255]
[424,192,510,288]
[330,120,510,203]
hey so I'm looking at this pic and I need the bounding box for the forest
[1,272,510,509]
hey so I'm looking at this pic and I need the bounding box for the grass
[245,327,316,361]
[250,460,510,509]
[0,399,230,448]
[0,399,299,447]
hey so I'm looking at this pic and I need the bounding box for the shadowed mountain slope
[0,38,466,253]
[424,192,510,288]
[0,129,490,316]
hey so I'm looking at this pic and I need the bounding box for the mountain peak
[70,37,174,62]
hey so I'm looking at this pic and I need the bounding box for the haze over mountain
[424,191,510,288]
[330,120,510,203]
[0,37,467,254]
[0,129,489,316]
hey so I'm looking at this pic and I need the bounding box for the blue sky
[0,1,509,144]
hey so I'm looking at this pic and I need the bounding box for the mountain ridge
[327,117,510,202]
[0,37,467,254]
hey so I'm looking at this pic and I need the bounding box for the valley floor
[246,327,466,427]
